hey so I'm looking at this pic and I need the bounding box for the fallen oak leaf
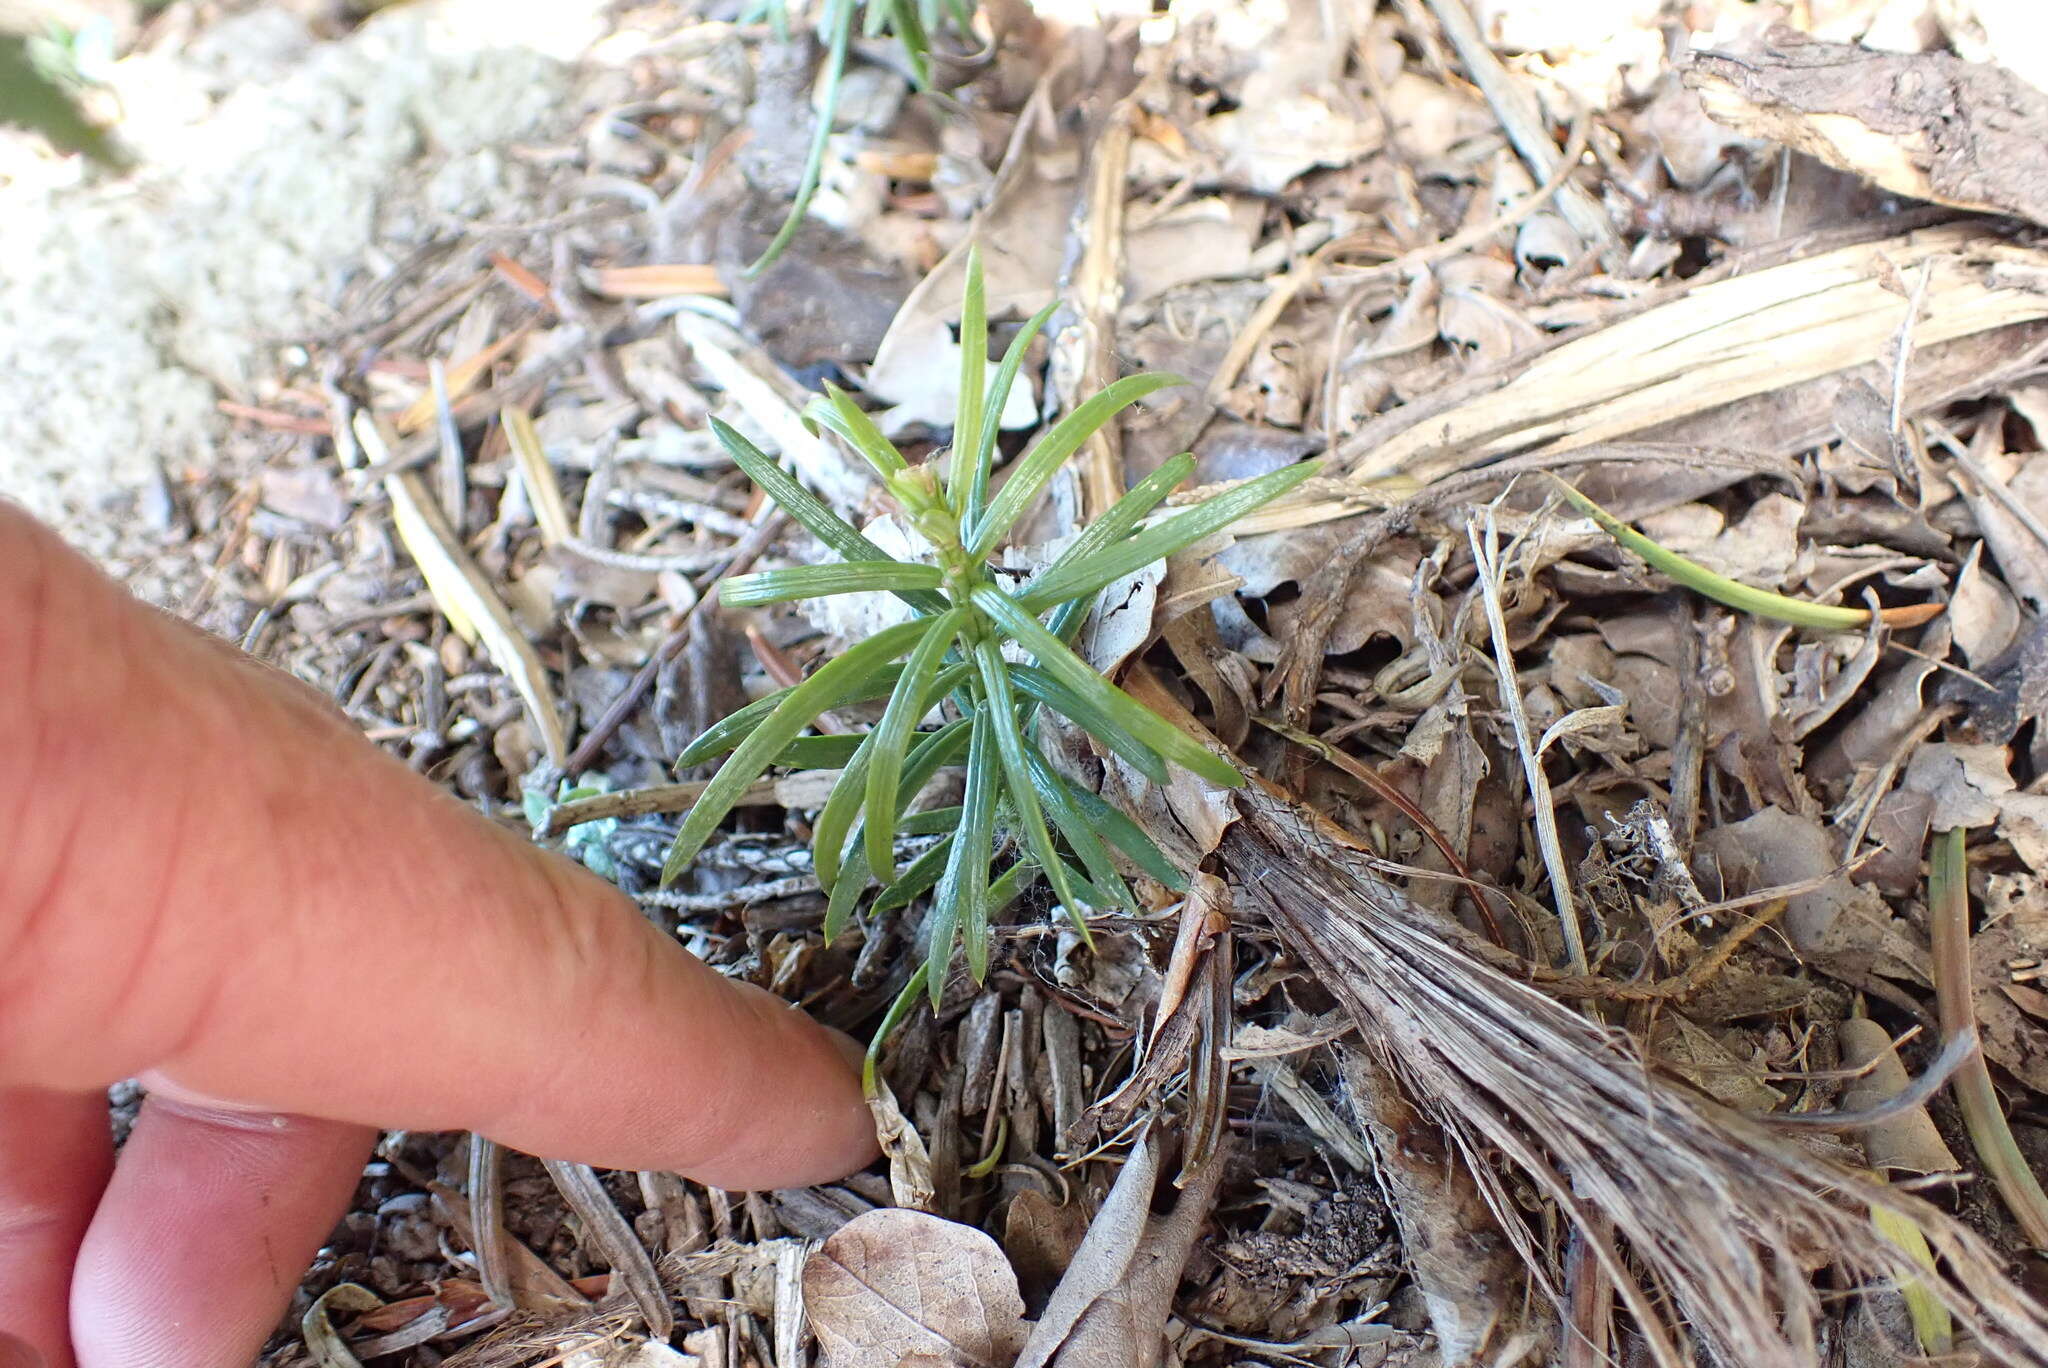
[802,1207,1028,1368]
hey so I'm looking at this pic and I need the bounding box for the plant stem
[1929,826,2048,1248]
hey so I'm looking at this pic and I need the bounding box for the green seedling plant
[662,249,1316,1027]
[741,0,972,275]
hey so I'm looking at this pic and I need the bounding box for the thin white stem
[1469,508,1589,974]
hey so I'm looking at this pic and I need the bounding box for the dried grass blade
[360,413,569,768]
[540,1159,673,1339]
[587,263,726,299]
[395,328,525,434]
[502,406,575,546]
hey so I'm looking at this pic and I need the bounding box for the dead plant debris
[52,0,2048,1364]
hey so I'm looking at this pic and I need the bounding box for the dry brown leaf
[803,1208,1028,1368]
[1971,892,2048,1094]
[1838,1016,1960,1176]
[1902,742,2016,830]
[1337,1045,1521,1362]
[1950,541,2022,666]
[1015,1133,1229,1368]
[1696,806,1872,952]
[1635,492,1805,587]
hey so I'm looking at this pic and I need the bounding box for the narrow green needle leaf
[966,373,1188,558]
[1039,454,1193,643]
[873,832,953,916]
[746,0,855,275]
[805,384,908,479]
[813,727,880,894]
[709,418,947,616]
[865,719,974,916]
[662,617,929,884]
[823,840,870,944]
[966,300,1059,528]
[677,659,971,768]
[950,245,988,515]
[1024,751,1131,926]
[1057,774,1187,891]
[1053,452,1196,576]
[1011,665,1167,785]
[866,609,966,878]
[972,586,1242,788]
[720,561,941,608]
[929,706,998,1001]
[771,734,866,768]
[1022,458,1319,614]
[972,638,1086,933]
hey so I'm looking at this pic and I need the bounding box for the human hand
[0,502,878,1368]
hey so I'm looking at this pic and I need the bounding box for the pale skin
[0,502,879,1368]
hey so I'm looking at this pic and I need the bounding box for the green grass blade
[679,658,971,769]
[1930,826,2048,1246]
[711,418,949,616]
[1869,1202,1953,1356]
[1021,458,1318,613]
[1053,767,1187,890]
[679,659,909,768]
[884,0,932,87]
[899,806,965,835]
[1011,665,1167,785]
[1038,454,1194,643]
[949,246,989,516]
[1024,753,1131,922]
[863,962,928,1094]
[771,734,867,768]
[805,384,909,479]
[865,609,966,879]
[823,839,870,944]
[721,560,942,607]
[972,638,1086,932]
[966,373,1187,557]
[966,300,1059,528]
[0,35,129,170]
[929,706,998,1001]
[864,719,974,915]
[1053,452,1196,577]
[873,832,953,916]
[746,0,856,275]
[972,586,1242,788]
[812,727,880,894]
[1548,477,1891,632]
[661,617,929,883]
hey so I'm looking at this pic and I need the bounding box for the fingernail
[0,1331,46,1368]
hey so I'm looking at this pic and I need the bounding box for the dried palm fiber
[1220,786,2048,1367]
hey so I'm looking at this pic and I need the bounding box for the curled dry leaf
[1839,1016,1960,1177]
[802,1207,1028,1368]
[1016,1133,1230,1368]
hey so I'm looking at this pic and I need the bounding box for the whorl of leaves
[663,248,1316,999]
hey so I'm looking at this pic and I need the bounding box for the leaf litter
[49,0,2048,1364]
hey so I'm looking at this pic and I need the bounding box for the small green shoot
[1549,477,1943,632]
[741,0,971,276]
[1928,827,2048,1248]
[664,247,1316,1015]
